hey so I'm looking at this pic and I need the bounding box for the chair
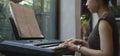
[9,1,44,40]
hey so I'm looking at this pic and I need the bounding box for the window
[33,0,58,39]
[110,0,120,53]
[0,0,13,40]
[0,0,58,40]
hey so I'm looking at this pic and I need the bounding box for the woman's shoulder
[100,13,114,20]
[99,13,115,23]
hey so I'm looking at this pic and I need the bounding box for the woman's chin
[89,9,97,13]
[90,10,97,13]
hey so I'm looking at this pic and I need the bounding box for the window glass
[34,0,57,39]
[0,0,13,40]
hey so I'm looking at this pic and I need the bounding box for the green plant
[110,6,120,17]
[19,0,33,8]
[80,14,88,25]
[0,0,13,40]
[0,53,5,56]
[0,35,4,42]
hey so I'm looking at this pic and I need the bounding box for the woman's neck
[97,6,111,17]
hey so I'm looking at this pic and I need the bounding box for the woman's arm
[59,38,88,48]
[59,20,113,56]
[73,39,88,47]
[79,20,113,56]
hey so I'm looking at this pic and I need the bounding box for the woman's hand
[58,38,73,48]
[67,38,88,47]
[67,41,78,51]
[58,38,78,51]
[58,38,88,51]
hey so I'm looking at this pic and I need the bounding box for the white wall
[92,13,99,29]
[60,0,76,41]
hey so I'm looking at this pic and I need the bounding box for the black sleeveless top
[88,14,119,56]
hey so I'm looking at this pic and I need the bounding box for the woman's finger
[58,42,68,48]
[65,38,74,43]
[67,42,77,51]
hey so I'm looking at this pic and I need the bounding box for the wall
[92,13,99,29]
[60,0,76,41]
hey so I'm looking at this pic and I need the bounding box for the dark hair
[103,0,117,8]
[103,0,109,5]
[10,0,22,3]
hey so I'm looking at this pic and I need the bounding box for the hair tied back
[111,0,117,8]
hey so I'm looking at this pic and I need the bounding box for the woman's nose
[85,2,89,8]
[85,4,88,8]
[85,3,88,7]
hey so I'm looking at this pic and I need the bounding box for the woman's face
[86,0,99,13]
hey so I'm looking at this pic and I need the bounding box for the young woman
[59,0,119,56]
